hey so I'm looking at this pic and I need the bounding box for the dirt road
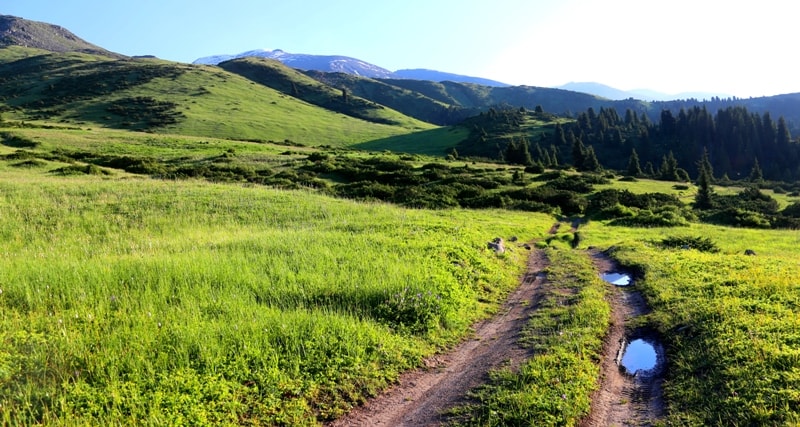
[329,245,665,426]
[328,249,549,426]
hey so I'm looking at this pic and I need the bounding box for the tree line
[458,104,798,183]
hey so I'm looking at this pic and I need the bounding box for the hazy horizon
[4,0,798,98]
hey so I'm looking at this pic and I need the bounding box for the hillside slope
[0,47,432,146]
[217,57,433,129]
[0,14,122,58]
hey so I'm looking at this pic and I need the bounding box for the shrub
[781,201,800,218]
[659,235,720,253]
[374,287,445,334]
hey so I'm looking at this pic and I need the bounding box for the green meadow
[0,158,548,425]
[2,125,800,426]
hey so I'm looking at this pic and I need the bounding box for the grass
[0,164,551,425]
[353,126,469,155]
[582,222,800,425]
[4,121,800,425]
[451,247,610,426]
[0,48,433,146]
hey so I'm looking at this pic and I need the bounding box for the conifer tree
[659,151,680,181]
[749,157,763,182]
[582,146,601,172]
[627,148,642,177]
[571,136,586,170]
[549,145,559,167]
[695,148,715,209]
[644,161,656,177]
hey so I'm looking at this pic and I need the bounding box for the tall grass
[452,248,610,426]
[591,224,800,425]
[0,173,550,425]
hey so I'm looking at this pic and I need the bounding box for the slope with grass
[0,47,432,146]
[580,223,800,426]
[0,138,554,424]
[218,57,433,129]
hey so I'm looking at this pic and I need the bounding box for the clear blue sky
[4,0,798,97]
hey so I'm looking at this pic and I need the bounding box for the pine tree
[582,146,601,172]
[695,148,715,209]
[749,157,763,182]
[644,161,656,177]
[571,136,586,170]
[659,151,679,181]
[627,148,642,177]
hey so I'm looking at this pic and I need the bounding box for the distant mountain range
[2,13,800,137]
[557,82,733,102]
[194,49,510,87]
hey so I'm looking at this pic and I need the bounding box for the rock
[487,237,505,254]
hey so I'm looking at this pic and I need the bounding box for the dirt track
[328,249,549,426]
[579,250,665,427]
[329,244,665,426]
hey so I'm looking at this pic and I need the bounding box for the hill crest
[0,15,121,57]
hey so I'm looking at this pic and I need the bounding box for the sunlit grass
[586,221,800,425]
[451,248,610,426]
[0,170,550,425]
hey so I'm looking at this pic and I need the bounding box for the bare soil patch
[328,249,550,427]
[580,250,665,427]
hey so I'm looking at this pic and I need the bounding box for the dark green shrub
[10,159,46,168]
[0,132,39,148]
[659,235,720,252]
[524,164,544,173]
[781,202,800,218]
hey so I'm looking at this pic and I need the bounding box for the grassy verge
[450,248,610,426]
[0,173,549,425]
[607,238,800,425]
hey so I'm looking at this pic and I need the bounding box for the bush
[374,287,445,334]
[659,235,720,252]
[610,205,693,227]
[781,201,800,218]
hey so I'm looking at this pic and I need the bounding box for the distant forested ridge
[458,105,798,183]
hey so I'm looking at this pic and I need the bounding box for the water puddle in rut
[621,339,657,374]
[602,272,632,286]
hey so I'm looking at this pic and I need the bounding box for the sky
[4,0,798,98]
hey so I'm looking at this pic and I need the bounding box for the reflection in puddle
[602,272,632,286]
[621,339,657,374]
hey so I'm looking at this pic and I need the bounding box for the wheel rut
[328,248,550,427]
[580,250,665,427]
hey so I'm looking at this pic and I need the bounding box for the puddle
[620,338,658,375]
[602,272,632,286]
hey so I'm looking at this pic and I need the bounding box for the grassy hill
[0,47,433,146]
[303,70,471,125]
[218,57,433,129]
[0,14,120,57]
[4,124,800,425]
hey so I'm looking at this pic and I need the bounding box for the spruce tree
[549,145,559,167]
[571,136,586,170]
[695,149,715,209]
[582,146,601,172]
[698,147,714,183]
[627,148,642,177]
[660,151,679,181]
[749,157,763,182]
[644,161,656,177]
